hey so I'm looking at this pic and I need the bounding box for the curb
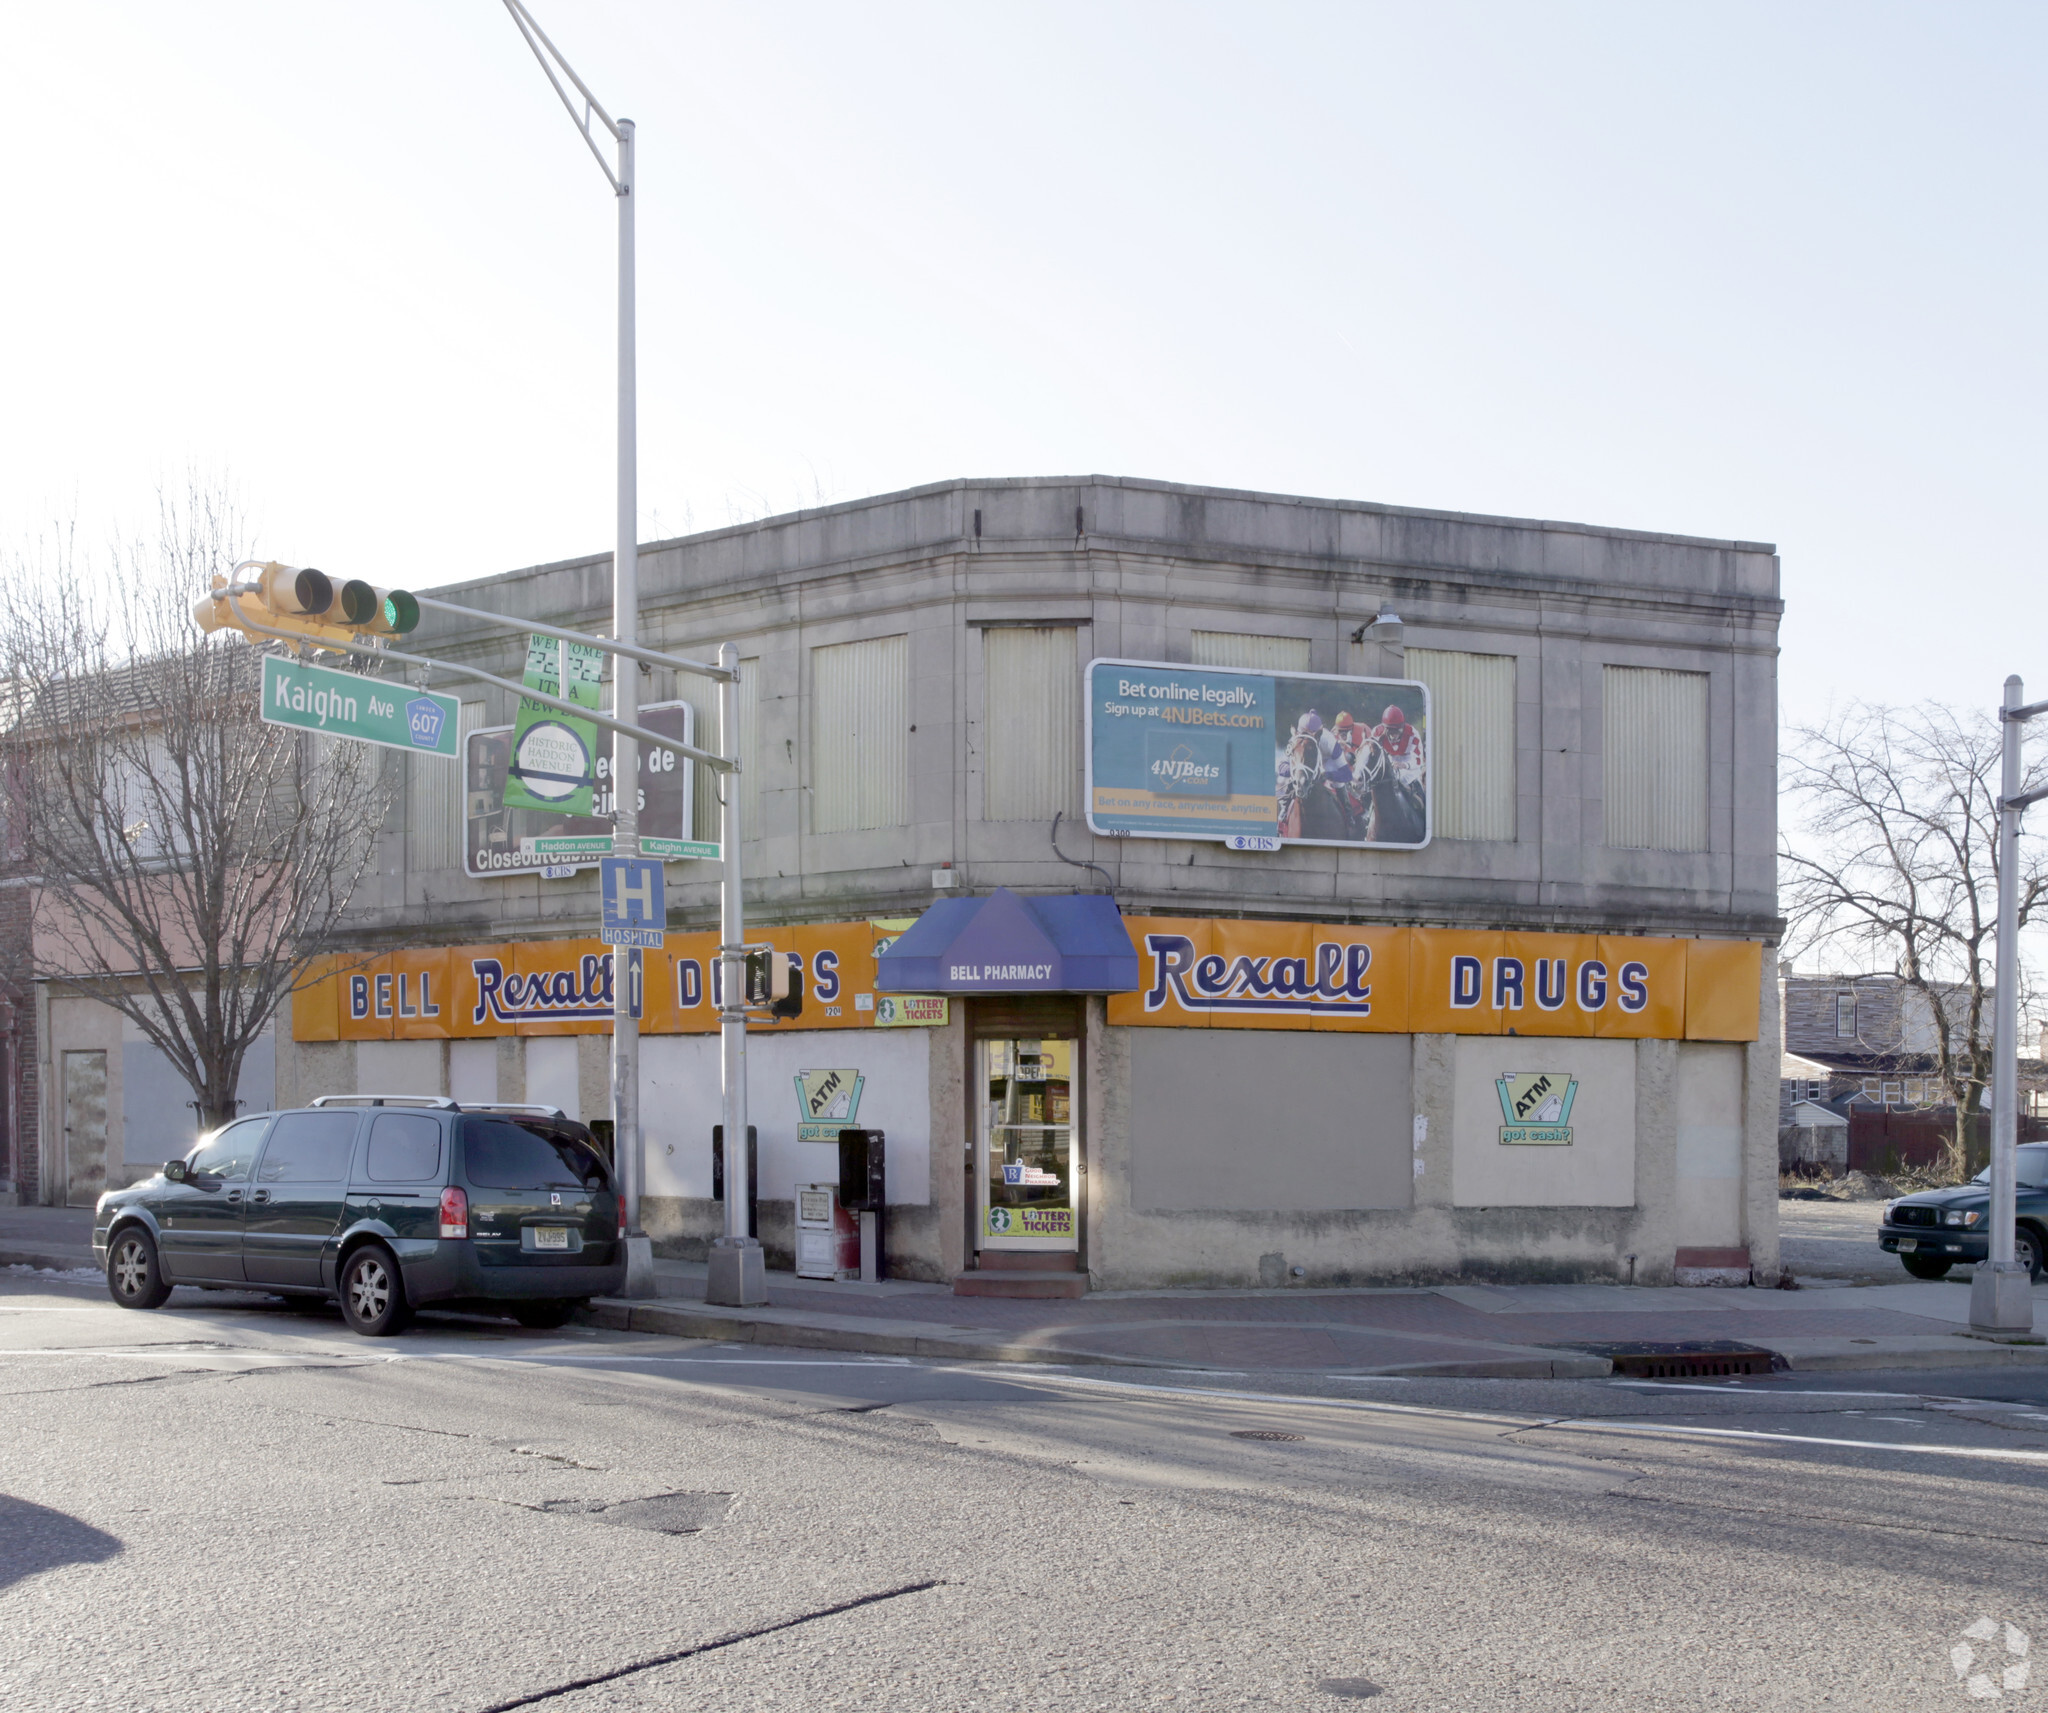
[1761,1338,2048,1372]
[579,1298,1613,1379]
[0,1245,100,1275]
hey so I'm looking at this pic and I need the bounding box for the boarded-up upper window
[1403,648,1515,842]
[1190,631,1311,672]
[983,628,1079,821]
[1603,665,1708,852]
[407,701,485,873]
[676,657,758,842]
[811,636,908,834]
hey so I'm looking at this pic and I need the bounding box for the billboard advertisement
[1085,658,1430,849]
[465,700,692,879]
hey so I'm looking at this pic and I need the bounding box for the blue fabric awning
[874,888,1139,994]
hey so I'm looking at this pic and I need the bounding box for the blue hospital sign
[599,856,666,949]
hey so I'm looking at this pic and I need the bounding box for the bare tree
[1780,701,2048,1173]
[0,484,396,1130]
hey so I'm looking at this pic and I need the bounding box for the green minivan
[92,1096,625,1335]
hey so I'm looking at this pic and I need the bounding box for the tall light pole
[1975,674,2047,1337]
[501,0,651,1292]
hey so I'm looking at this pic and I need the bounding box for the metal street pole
[707,640,766,1304]
[610,114,645,1274]
[501,0,655,1292]
[1974,674,2042,1336]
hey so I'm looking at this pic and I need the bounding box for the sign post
[1976,675,2048,1336]
[708,639,766,1305]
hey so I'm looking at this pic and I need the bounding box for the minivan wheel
[106,1227,172,1310]
[339,1245,413,1337]
[511,1300,577,1330]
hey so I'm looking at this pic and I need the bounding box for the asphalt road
[4,1268,2046,1711]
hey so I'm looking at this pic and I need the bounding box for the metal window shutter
[1190,632,1312,672]
[1603,665,1709,851]
[969,995,1084,1039]
[811,635,909,834]
[1403,648,1516,842]
[983,628,1079,822]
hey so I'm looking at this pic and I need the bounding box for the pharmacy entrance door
[974,1035,1077,1254]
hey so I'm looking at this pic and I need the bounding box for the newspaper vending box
[795,1184,860,1281]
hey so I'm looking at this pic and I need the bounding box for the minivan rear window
[463,1119,609,1191]
[366,1113,444,1183]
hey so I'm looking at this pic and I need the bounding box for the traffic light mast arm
[409,593,733,684]
[221,590,734,774]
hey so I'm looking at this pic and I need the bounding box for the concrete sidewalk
[579,1258,2048,1378]
[11,1202,2046,1378]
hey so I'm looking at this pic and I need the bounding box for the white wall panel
[641,1029,932,1206]
[811,635,908,833]
[448,1039,497,1107]
[1404,648,1516,842]
[1676,1042,1745,1248]
[523,1037,581,1123]
[355,1040,444,1100]
[1603,666,1709,851]
[983,628,1079,821]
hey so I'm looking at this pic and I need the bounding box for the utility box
[838,1128,885,1211]
[839,1129,887,1282]
[794,1184,860,1281]
[712,1124,758,1236]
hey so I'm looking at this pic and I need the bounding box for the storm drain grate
[1231,1429,1306,1441]
[1575,1341,1779,1379]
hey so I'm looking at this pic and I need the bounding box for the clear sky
[4,2,2041,725]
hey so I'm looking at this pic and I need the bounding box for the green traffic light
[383,589,420,634]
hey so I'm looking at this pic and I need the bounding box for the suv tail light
[439,1185,469,1239]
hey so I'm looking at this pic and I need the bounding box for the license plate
[533,1226,570,1251]
[1897,1238,1917,1252]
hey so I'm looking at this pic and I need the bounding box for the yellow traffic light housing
[192,563,419,651]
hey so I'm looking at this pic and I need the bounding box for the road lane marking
[1539,1417,2048,1466]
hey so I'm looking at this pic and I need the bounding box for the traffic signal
[191,563,420,651]
[743,948,804,1019]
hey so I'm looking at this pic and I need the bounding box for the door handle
[250,1190,271,1205]
[225,1189,243,1204]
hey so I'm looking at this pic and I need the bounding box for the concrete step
[953,1268,1088,1299]
[972,1250,1080,1272]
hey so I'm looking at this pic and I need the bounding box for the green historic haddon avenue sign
[260,654,460,759]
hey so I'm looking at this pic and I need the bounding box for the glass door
[976,1037,1077,1252]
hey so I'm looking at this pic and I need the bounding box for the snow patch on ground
[4,1263,104,1284]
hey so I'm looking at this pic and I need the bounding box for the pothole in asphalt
[536,1492,733,1534]
[1317,1677,1382,1699]
[1231,1430,1305,1442]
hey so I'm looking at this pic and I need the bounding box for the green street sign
[529,835,614,857]
[260,654,458,758]
[641,838,720,861]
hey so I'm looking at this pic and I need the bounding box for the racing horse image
[1276,723,1360,841]
[1276,721,1427,844]
[1351,736,1427,844]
